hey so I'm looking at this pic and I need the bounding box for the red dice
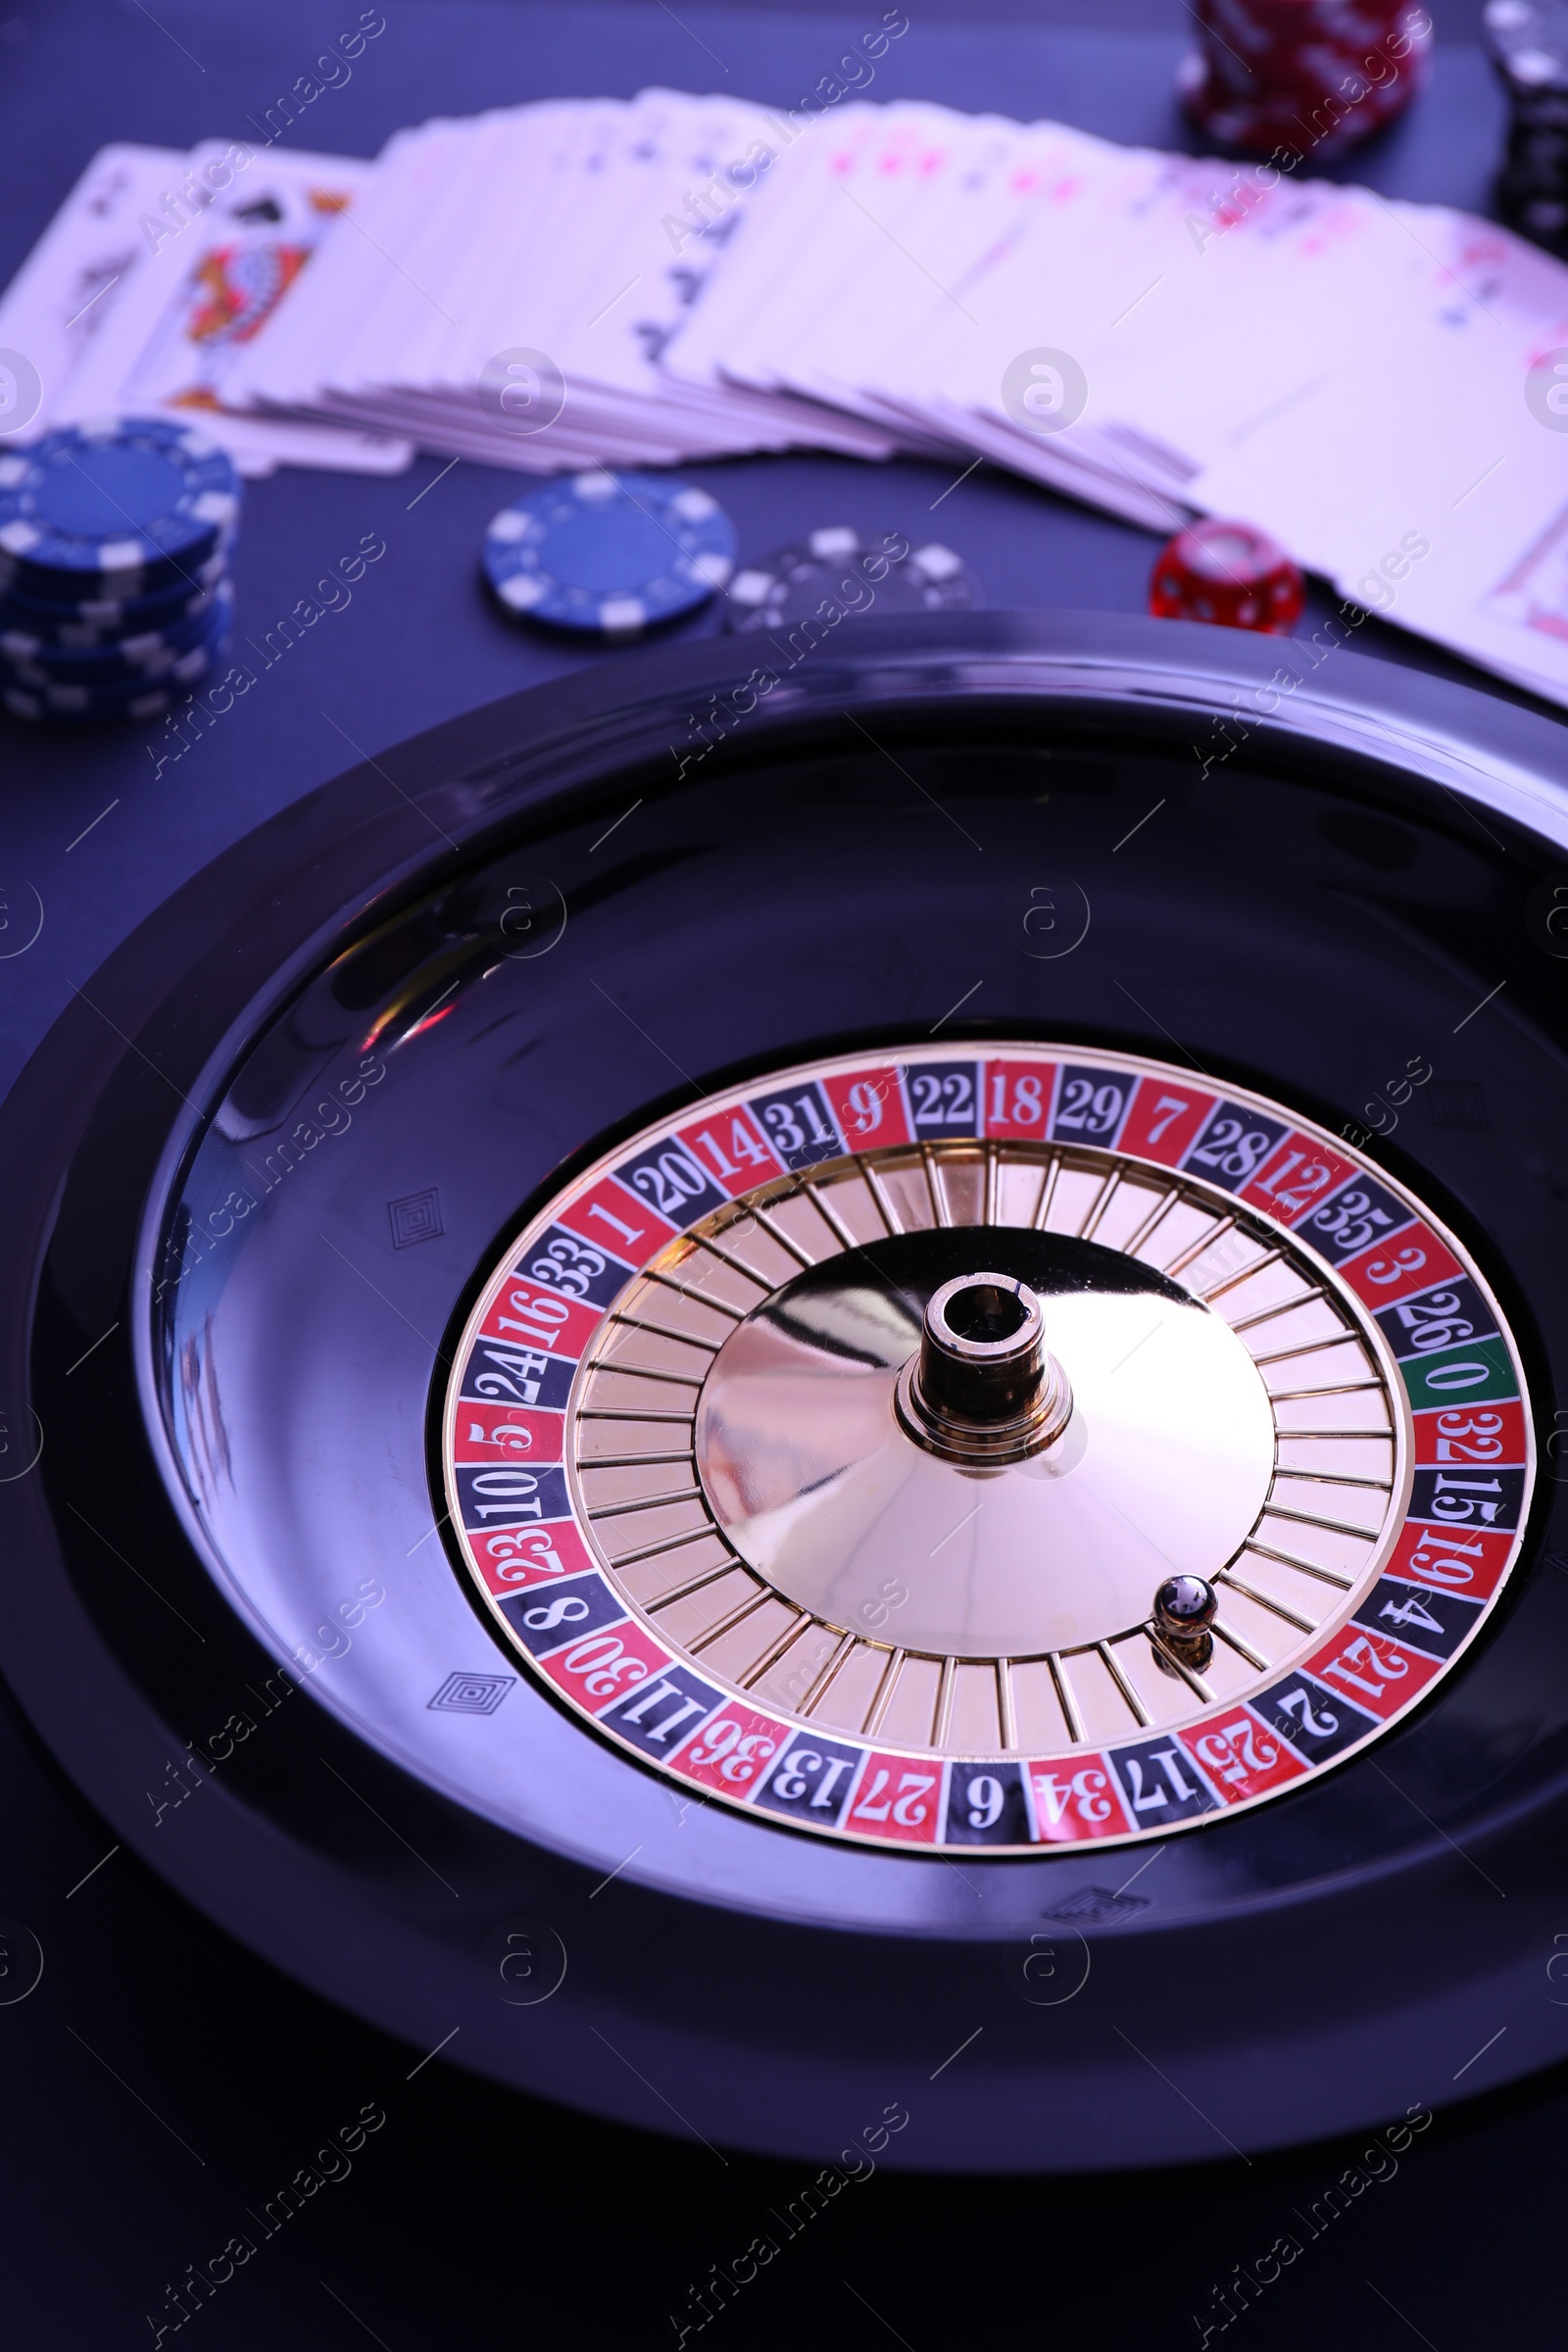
[1149,517,1304,634]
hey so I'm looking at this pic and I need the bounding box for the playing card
[551,89,894,456]
[53,140,412,473]
[0,144,187,441]
[1191,199,1568,705]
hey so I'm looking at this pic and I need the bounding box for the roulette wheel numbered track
[4,611,1567,2173]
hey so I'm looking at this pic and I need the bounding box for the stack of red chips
[1178,0,1433,159]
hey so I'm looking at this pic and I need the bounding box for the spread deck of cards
[3,75,1568,704]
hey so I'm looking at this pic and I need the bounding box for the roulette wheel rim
[3,610,1566,2173]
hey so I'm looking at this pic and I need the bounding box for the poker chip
[482,469,736,640]
[0,580,231,683]
[724,527,978,635]
[0,552,229,644]
[2,675,181,726]
[1178,0,1432,157]
[1484,0,1568,252]
[0,651,213,706]
[0,418,240,603]
[0,626,223,719]
[0,417,241,727]
[0,582,232,723]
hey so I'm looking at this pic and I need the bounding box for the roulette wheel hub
[4,612,1567,2172]
[894,1268,1074,1460]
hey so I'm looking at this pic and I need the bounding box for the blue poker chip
[1,587,231,722]
[1,580,231,683]
[2,673,180,726]
[482,469,735,640]
[0,417,241,601]
[0,544,230,642]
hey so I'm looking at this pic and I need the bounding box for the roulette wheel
[3,609,1565,2175]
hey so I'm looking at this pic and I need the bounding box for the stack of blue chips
[0,417,241,726]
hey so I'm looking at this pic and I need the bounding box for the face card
[53,140,411,474]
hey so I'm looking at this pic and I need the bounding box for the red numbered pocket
[1027,1757,1132,1842]
[844,1751,943,1844]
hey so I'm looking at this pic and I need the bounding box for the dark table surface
[0,4,1563,2346]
